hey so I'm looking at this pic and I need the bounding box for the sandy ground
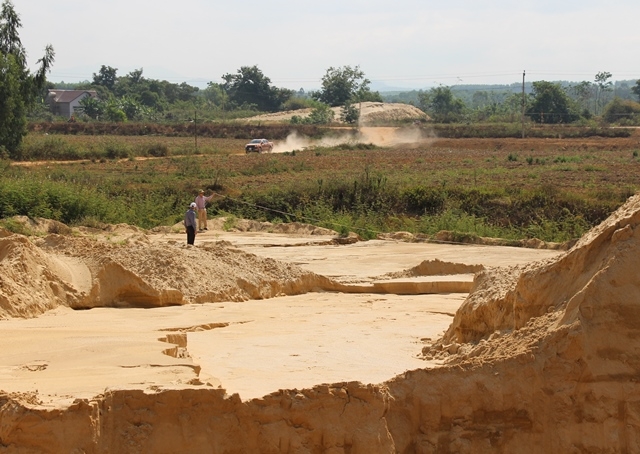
[0,224,560,406]
[5,191,640,451]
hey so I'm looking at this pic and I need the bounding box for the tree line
[65,64,383,125]
[387,74,640,125]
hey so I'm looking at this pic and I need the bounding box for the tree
[139,90,161,110]
[290,104,335,125]
[340,101,359,124]
[127,68,144,84]
[0,0,54,156]
[312,66,380,107]
[92,65,118,91]
[527,81,579,124]
[307,104,334,124]
[570,81,594,114]
[594,71,612,115]
[78,96,104,119]
[203,82,228,110]
[632,80,640,102]
[602,98,640,124]
[221,66,292,112]
[0,52,25,155]
[417,86,465,123]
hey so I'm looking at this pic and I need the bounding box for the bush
[402,187,445,215]
[104,141,131,160]
[145,143,170,157]
[0,218,34,236]
[602,98,640,124]
[21,136,82,161]
[290,104,335,125]
[283,97,317,111]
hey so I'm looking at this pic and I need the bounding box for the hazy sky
[17,0,640,90]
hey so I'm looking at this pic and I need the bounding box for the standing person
[184,202,197,245]
[194,189,215,231]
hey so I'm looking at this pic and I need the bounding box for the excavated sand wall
[1,384,393,453]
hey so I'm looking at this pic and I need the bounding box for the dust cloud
[271,126,436,154]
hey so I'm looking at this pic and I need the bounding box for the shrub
[0,218,34,236]
[283,97,317,111]
[145,143,170,157]
[402,186,445,215]
[21,136,82,161]
[104,141,131,160]
[602,98,640,124]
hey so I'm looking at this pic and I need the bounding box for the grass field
[2,128,640,242]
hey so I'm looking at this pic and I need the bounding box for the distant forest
[382,80,638,107]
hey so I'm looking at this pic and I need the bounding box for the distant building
[46,89,98,119]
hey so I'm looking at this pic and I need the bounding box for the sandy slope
[245,101,429,124]
[2,198,640,452]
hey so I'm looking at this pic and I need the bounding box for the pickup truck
[245,139,274,153]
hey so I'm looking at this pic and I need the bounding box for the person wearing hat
[184,202,198,245]
[194,189,215,231]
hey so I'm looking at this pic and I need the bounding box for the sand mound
[3,216,73,236]
[379,258,484,280]
[246,102,429,124]
[0,234,81,318]
[222,218,337,236]
[433,192,640,349]
[0,230,332,319]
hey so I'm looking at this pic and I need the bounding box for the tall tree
[203,82,228,109]
[92,65,118,91]
[527,81,579,124]
[594,71,612,115]
[312,66,380,107]
[221,66,292,112]
[0,0,54,156]
[570,81,594,115]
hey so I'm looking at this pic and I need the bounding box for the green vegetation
[220,65,292,112]
[0,0,54,156]
[527,81,579,124]
[291,104,335,125]
[311,65,382,107]
[418,86,466,123]
[603,98,640,124]
[383,76,640,126]
[2,135,637,243]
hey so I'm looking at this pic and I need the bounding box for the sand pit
[2,197,640,452]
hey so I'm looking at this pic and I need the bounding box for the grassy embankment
[1,123,638,243]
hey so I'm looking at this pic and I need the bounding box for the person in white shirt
[194,189,215,231]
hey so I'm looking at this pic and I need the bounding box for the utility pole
[194,110,198,153]
[521,70,526,139]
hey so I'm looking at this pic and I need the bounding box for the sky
[16,0,640,91]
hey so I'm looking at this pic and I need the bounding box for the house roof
[47,89,98,103]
